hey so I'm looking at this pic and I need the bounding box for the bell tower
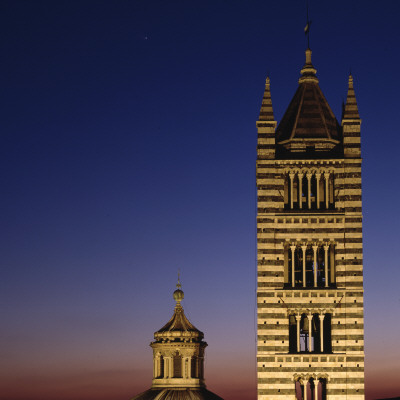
[256,49,365,399]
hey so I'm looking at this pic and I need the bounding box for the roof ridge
[289,84,306,140]
[313,84,332,140]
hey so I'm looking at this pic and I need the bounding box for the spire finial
[258,75,275,121]
[342,73,360,120]
[173,270,184,305]
[299,48,318,83]
[304,0,312,49]
[177,269,181,289]
[348,73,354,87]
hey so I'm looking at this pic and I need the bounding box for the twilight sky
[1,1,400,400]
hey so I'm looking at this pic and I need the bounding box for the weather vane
[304,0,312,48]
[177,268,181,289]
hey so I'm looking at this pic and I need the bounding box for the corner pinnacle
[258,76,275,121]
[342,74,360,120]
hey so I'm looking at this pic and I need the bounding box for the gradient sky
[1,1,400,400]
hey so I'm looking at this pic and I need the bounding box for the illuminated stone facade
[256,49,364,400]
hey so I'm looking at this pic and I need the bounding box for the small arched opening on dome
[191,356,198,378]
[173,351,182,378]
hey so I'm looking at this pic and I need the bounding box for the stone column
[308,314,313,352]
[324,244,329,287]
[316,173,321,209]
[302,245,307,287]
[187,357,192,379]
[312,245,318,287]
[319,314,325,353]
[330,245,335,284]
[307,173,312,209]
[164,357,170,378]
[182,357,186,378]
[325,172,330,209]
[169,357,173,378]
[289,172,295,209]
[315,380,319,400]
[296,315,301,353]
[291,245,296,287]
[298,172,303,209]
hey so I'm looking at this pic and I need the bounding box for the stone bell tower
[256,48,365,399]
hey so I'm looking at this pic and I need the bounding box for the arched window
[288,313,332,354]
[323,314,332,353]
[313,314,321,352]
[191,356,197,378]
[295,379,303,400]
[317,247,325,287]
[310,174,317,207]
[320,378,327,400]
[319,175,325,206]
[305,247,314,287]
[289,314,297,353]
[199,357,204,379]
[173,352,182,378]
[329,174,334,206]
[294,247,303,286]
[287,246,304,287]
[329,245,336,285]
[284,174,290,208]
[300,314,312,352]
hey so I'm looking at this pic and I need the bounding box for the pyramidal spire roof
[276,49,341,145]
[155,280,203,339]
[156,301,202,335]
[342,74,360,120]
[258,76,275,121]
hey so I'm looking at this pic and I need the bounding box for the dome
[130,279,223,400]
[132,388,223,400]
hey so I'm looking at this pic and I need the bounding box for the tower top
[299,48,318,84]
[275,49,341,154]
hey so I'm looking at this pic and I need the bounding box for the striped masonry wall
[256,80,364,399]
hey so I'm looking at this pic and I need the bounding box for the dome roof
[130,279,223,400]
[131,388,223,400]
[156,304,203,335]
[154,279,203,341]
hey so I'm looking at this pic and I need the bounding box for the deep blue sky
[1,1,400,400]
